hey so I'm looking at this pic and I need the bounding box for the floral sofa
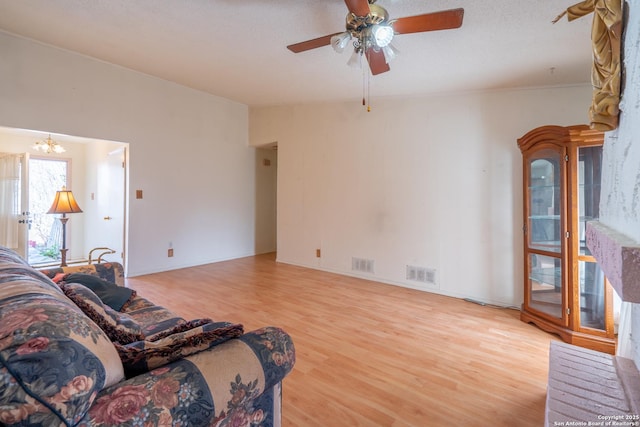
[0,246,295,426]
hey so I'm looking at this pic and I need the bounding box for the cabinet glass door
[577,146,607,331]
[579,260,606,330]
[578,146,602,256]
[526,149,564,321]
[529,253,563,318]
[529,155,562,252]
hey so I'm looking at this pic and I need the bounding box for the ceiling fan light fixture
[331,32,351,53]
[371,24,394,48]
[286,4,464,81]
[347,48,362,68]
[382,43,399,64]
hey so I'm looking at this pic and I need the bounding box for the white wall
[0,31,259,276]
[250,86,592,306]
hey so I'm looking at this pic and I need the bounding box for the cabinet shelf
[530,266,561,286]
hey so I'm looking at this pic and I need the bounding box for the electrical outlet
[168,248,174,257]
[316,249,321,258]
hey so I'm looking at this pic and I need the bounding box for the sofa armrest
[236,326,296,390]
[38,262,125,286]
[81,327,295,427]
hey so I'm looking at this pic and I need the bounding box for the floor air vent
[406,265,436,285]
[352,257,375,274]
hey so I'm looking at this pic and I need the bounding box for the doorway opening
[0,126,128,271]
[255,143,278,255]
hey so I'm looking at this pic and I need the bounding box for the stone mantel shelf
[586,221,640,303]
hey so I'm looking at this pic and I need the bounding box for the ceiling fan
[287,0,464,76]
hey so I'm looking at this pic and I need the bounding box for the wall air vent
[352,257,375,274]
[406,265,436,285]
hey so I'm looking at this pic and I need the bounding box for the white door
[0,153,29,258]
[94,147,126,264]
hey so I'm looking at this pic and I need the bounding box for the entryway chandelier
[33,134,65,154]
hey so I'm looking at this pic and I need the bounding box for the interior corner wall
[0,31,256,276]
[250,85,593,306]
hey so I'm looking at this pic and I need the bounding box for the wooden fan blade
[392,8,464,35]
[366,48,390,75]
[344,0,370,17]
[287,32,343,53]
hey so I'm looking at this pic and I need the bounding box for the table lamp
[47,186,83,267]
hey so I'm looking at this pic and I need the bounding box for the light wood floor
[126,253,556,427]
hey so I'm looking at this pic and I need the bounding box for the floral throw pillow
[61,283,145,344]
[115,321,244,377]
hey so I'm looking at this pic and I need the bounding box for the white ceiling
[0,0,593,107]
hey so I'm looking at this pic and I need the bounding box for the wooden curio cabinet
[518,125,616,354]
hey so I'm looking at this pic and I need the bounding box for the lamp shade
[331,32,351,53]
[47,186,83,214]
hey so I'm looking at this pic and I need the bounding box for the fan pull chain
[362,53,366,107]
[362,50,371,112]
[367,70,371,112]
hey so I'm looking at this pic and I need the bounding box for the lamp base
[59,248,68,267]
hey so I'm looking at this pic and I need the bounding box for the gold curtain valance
[554,0,623,131]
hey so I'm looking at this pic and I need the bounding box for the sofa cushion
[61,283,145,344]
[0,264,63,299]
[115,322,244,376]
[0,247,29,265]
[62,273,136,311]
[0,277,125,426]
[82,358,215,426]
